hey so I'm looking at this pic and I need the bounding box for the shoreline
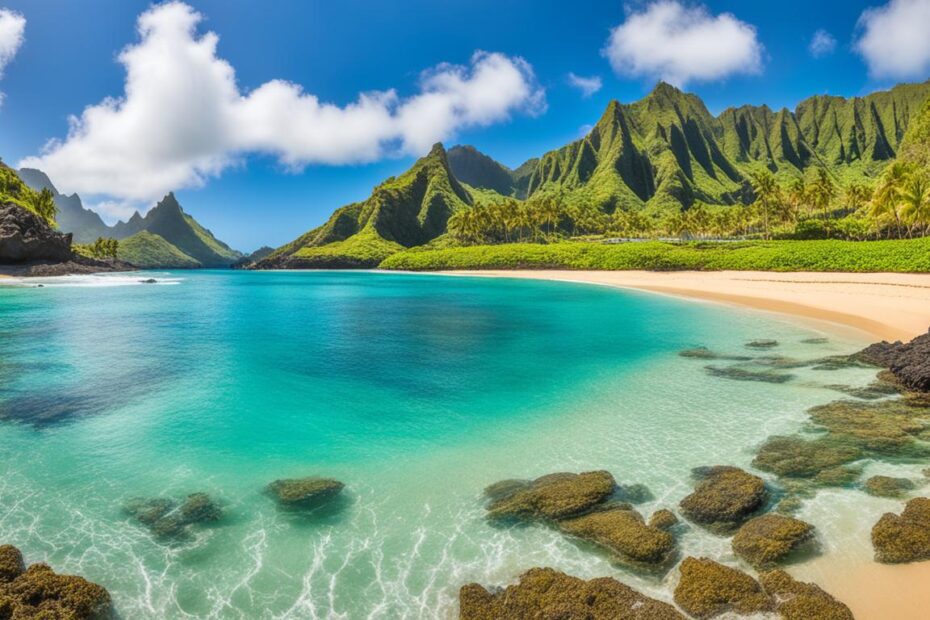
[436,270,930,342]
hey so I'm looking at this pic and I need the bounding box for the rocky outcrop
[0,202,72,262]
[125,493,223,539]
[485,471,616,521]
[864,475,915,498]
[459,567,685,620]
[266,477,345,511]
[871,497,930,563]
[679,466,768,531]
[557,507,676,567]
[857,330,930,393]
[672,557,772,619]
[759,570,853,620]
[731,514,815,568]
[0,544,111,619]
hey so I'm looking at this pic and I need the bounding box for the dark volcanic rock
[459,567,685,620]
[0,202,72,262]
[857,329,930,393]
[557,507,676,567]
[760,569,853,619]
[266,477,345,511]
[673,557,772,619]
[679,466,768,531]
[0,546,111,619]
[871,497,930,563]
[485,471,616,521]
[731,514,815,568]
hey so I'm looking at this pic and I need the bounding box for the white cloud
[602,1,763,87]
[20,1,544,210]
[809,29,836,58]
[567,72,603,97]
[855,0,930,80]
[0,8,26,106]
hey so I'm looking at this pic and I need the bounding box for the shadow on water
[273,493,355,528]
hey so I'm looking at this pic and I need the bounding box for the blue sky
[0,0,928,251]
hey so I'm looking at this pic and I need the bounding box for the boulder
[124,497,175,526]
[759,569,853,620]
[864,475,915,498]
[648,509,679,530]
[731,514,815,568]
[752,435,862,479]
[672,557,772,619]
[177,492,223,524]
[0,202,73,263]
[124,493,223,539]
[266,477,345,510]
[679,466,768,531]
[557,507,676,567]
[0,548,111,619]
[485,471,615,521]
[0,545,24,583]
[856,330,930,393]
[871,497,930,563]
[459,567,685,620]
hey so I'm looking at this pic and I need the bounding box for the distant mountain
[17,169,241,268]
[447,145,536,198]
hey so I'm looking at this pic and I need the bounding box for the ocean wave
[2,273,183,288]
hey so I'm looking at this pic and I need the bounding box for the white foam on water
[1,272,183,288]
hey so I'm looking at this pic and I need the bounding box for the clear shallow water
[0,271,901,618]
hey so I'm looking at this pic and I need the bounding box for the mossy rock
[125,492,223,539]
[871,497,930,563]
[864,475,915,498]
[648,509,678,530]
[808,399,930,454]
[774,496,805,515]
[0,546,24,583]
[732,514,815,568]
[679,347,751,361]
[482,479,529,503]
[486,471,616,521]
[459,566,685,620]
[801,337,830,345]
[812,465,862,487]
[704,365,794,384]
[124,497,175,526]
[753,435,862,479]
[759,569,853,619]
[0,550,111,619]
[557,507,676,567]
[679,466,768,531]
[672,557,772,619]
[746,339,779,349]
[177,492,223,524]
[266,477,345,511]
[615,482,654,504]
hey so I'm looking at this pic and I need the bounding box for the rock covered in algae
[752,435,862,479]
[679,466,768,530]
[856,329,930,393]
[731,514,815,568]
[557,507,676,567]
[0,546,111,619]
[459,566,685,620]
[648,509,678,530]
[678,347,751,361]
[759,569,853,620]
[125,492,223,539]
[864,475,915,498]
[746,339,779,349]
[807,399,930,454]
[871,497,930,563]
[672,557,772,619]
[485,471,616,521]
[266,477,345,510]
[704,365,794,384]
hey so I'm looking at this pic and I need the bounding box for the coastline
[436,270,930,342]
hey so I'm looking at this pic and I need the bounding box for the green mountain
[259,143,472,268]
[447,145,537,198]
[117,231,201,269]
[17,168,111,242]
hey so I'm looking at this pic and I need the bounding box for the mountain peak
[16,168,58,195]
[649,81,685,99]
[153,192,183,214]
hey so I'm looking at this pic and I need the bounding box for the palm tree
[869,162,910,238]
[749,170,781,239]
[899,174,930,238]
[787,177,808,220]
[810,168,836,219]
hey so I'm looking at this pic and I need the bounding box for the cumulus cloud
[20,1,544,209]
[0,8,26,106]
[855,0,930,80]
[567,72,603,97]
[809,29,837,58]
[602,1,763,87]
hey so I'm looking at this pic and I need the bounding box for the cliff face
[0,202,73,262]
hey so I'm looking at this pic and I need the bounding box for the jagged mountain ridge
[16,168,111,243]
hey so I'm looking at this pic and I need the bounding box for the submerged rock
[679,466,768,531]
[178,492,223,523]
[124,497,176,526]
[0,546,111,619]
[731,514,815,568]
[140,278,157,284]
[704,365,794,384]
[801,337,830,345]
[856,329,930,393]
[485,471,616,521]
[871,497,930,563]
[557,507,676,568]
[678,347,751,361]
[615,482,654,504]
[753,435,862,479]
[759,569,853,620]
[459,567,685,620]
[808,399,930,454]
[125,492,223,539]
[746,339,779,349]
[266,477,345,510]
[864,475,915,498]
[673,557,772,619]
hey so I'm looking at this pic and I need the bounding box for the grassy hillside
[0,164,56,224]
[118,231,200,269]
[380,238,930,273]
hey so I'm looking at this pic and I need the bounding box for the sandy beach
[440,268,930,619]
[440,270,930,342]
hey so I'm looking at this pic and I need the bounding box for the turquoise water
[0,271,903,618]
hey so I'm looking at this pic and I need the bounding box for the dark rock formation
[753,435,862,478]
[0,545,111,619]
[679,466,768,531]
[871,497,930,563]
[459,567,685,620]
[864,475,915,498]
[266,477,345,511]
[0,202,72,262]
[857,330,930,393]
[704,366,794,383]
[125,492,223,539]
[678,347,751,361]
[746,339,779,349]
[731,514,815,568]
[759,570,853,619]
[557,507,676,567]
[672,557,772,619]
[485,471,616,521]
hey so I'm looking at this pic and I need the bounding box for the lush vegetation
[117,231,200,269]
[0,164,58,224]
[73,237,119,260]
[380,238,930,273]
